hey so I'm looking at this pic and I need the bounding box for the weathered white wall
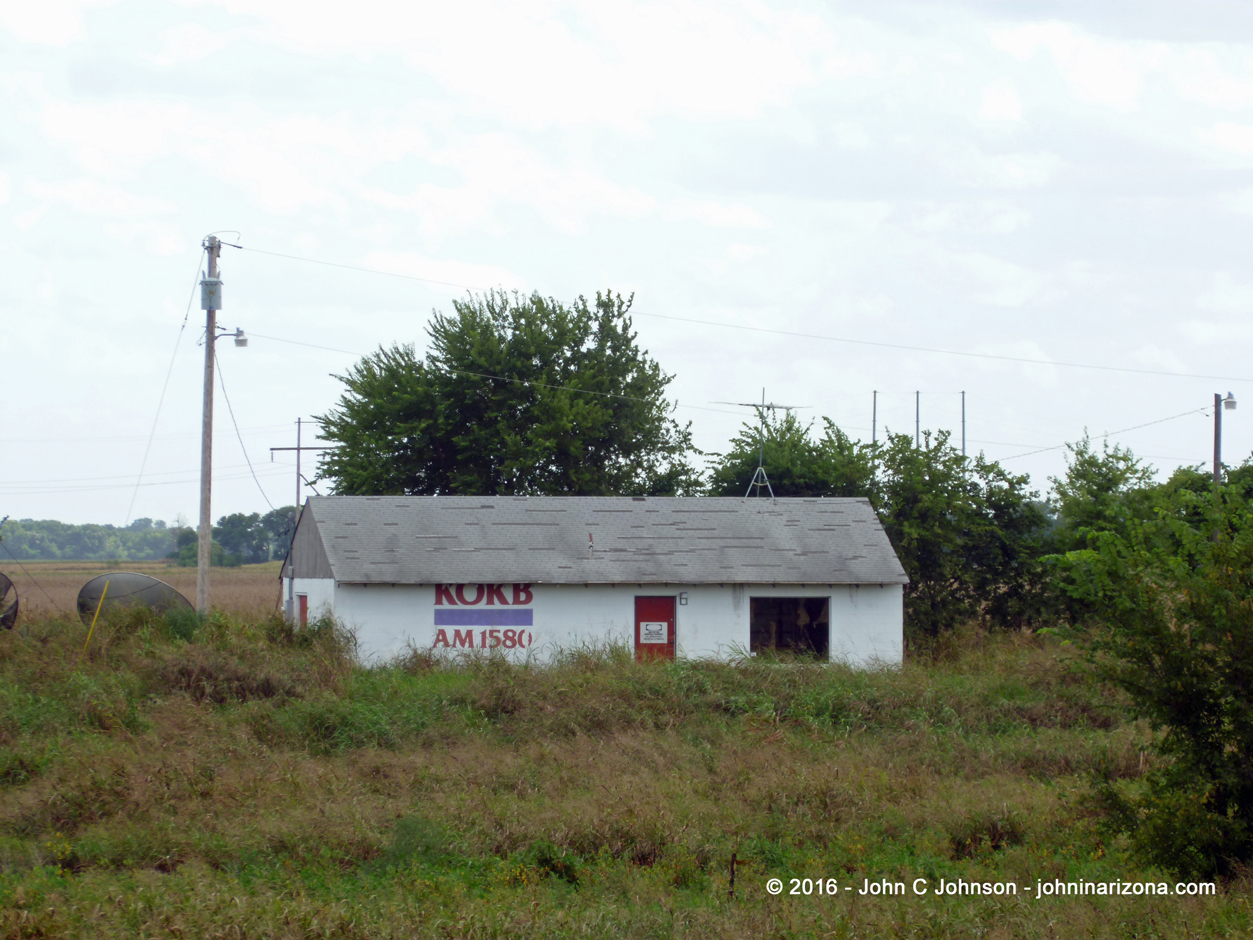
[829,583,904,666]
[305,580,902,669]
[283,577,336,621]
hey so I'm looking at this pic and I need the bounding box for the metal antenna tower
[713,388,806,498]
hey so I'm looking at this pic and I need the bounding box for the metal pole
[961,391,966,457]
[196,236,220,614]
[872,390,877,447]
[292,417,300,621]
[758,388,765,472]
[915,391,920,448]
[1214,392,1222,490]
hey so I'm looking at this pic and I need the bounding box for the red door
[635,596,676,661]
[298,594,308,627]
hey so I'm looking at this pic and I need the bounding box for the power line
[124,248,205,525]
[0,460,282,488]
[214,351,276,511]
[227,243,1253,385]
[227,243,489,291]
[0,468,288,497]
[999,408,1208,461]
[6,423,292,445]
[630,311,1253,384]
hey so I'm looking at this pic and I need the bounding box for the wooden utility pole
[270,418,337,518]
[269,419,335,619]
[197,236,221,614]
[961,390,966,457]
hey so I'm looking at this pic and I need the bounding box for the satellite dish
[0,572,17,630]
[76,572,193,626]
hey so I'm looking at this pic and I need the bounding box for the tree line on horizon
[0,508,296,567]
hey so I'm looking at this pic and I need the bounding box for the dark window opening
[750,597,829,657]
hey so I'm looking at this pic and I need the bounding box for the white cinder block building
[280,496,908,667]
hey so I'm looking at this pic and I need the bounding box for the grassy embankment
[0,589,1250,937]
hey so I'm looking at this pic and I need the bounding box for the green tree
[1048,436,1157,552]
[176,539,233,568]
[213,513,267,565]
[317,290,698,496]
[261,507,297,560]
[706,411,874,497]
[1054,496,1253,877]
[0,518,179,561]
[876,430,1047,637]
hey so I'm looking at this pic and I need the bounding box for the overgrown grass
[0,611,1247,938]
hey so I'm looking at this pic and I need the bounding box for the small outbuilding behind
[281,496,908,667]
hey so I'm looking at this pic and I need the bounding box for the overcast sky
[5,0,1253,526]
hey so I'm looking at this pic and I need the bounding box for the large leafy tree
[317,290,698,496]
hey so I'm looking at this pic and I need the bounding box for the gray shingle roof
[298,496,908,586]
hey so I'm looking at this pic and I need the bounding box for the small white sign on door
[639,621,669,644]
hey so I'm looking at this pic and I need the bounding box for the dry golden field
[0,559,281,621]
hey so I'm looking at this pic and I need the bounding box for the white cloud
[358,250,527,293]
[194,0,838,131]
[148,22,244,67]
[990,22,1153,111]
[26,177,177,217]
[726,242,768,263]
[1129,344,1190,374]
[663,198,770,229]
[902,201,1030,235]
[952,251,1041,307]
[12,206,49,231]
[1197,272,1253,315]
[102,219,186,256]
[1208,121,1253,157]
[939,145,1062,189]
[1178,319,1253,345]
[360,134,656,237]
[0,0,119,46]
[970,339,1060,385]
[978,80,1023,121]
[1225,188,1253,216]
[1166,48,1253,110]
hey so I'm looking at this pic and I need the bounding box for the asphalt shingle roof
[301,495,908,586]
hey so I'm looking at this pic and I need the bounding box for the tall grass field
[0,563,1248,937]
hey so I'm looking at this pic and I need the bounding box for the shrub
[150,648,300,704]
[1057,497,1253,877]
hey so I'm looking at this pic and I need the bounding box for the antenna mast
[747,388,774,498]
[714,388,806,499]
